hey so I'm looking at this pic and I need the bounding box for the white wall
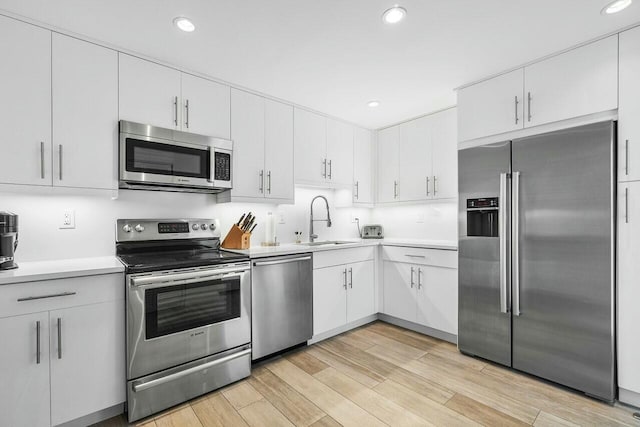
[1,187,374,262]
[372,202,458,241]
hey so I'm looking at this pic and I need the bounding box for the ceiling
[2,0,639,129]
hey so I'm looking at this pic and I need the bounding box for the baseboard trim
[308,315,378,344]
[378,314,458,344]
[56,403,124,427]
[619,388,640,409]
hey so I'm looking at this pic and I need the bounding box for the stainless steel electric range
[116,218,251,422]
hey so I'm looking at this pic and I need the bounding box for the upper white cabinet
[223,89,293,203]
[52,34,118,190]
[353,128,374,204]
[377,126,400,203]
[399,116,432,202]
[0,16,52,186]
[431,108,458,199]
[294,108,354,188]
[457,69,524,142]
[619,27,640,183]
[119,54,230,138]
[458,36,618,142]
[524,35,618,128]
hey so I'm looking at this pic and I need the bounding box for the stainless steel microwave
[119,120,233,193]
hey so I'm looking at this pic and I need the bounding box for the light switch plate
[60,210,75,229]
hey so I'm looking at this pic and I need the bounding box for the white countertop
[0,256,125,285]
[226,238,457,259]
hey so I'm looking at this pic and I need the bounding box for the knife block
[222,225,251,249]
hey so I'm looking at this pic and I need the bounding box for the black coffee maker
[0,212,18,270]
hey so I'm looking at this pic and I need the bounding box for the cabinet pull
[185,99,190,128]
[259,170,264,193]
[394,180,398,199]
[515,95,519,124]
[626,139,629,176]
[343,269,347,290]
[267,171,271,194]
[348,267,353,288]
[418,268,423,289]
[410,267,415,288]
[426,177,430,196]
[355,181,359,200]
[626,187,629,224]
[36,321,41,365]
[527,92,532,122]
[40,142,45,179]
[322,159,327,178]
[433,176,437,196]
[57,317,62,359]
[17,291,77,302]
[174,96,179,126]
[328,160,332,179]
[58,144,63,181]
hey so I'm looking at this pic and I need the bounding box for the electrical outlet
[416,213,425,223]
[60,210,75,229]
[350,213,359,223]
[278,213,286,224]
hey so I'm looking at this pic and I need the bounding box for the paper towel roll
[265,212,276,244]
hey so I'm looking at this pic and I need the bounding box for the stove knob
[134,224,145,233]
[192,224,199,231]
[122,224,132,233]
[210,223,217,231]
[200,223,208,230]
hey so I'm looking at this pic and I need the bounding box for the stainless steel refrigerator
[458,121,616,401]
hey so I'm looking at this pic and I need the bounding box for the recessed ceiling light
[368,100,380,108]
[601,0,632,14]
[173,17,195,32]
[382,5,407,24]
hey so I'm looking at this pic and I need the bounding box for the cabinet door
[313,265,347,335]
[294,108,327,185]
[382,261,416,322]
[119,53,181,129]
[181,73,230,138]
[524,36,618,128]
[618,182,640,394]
[52,34,118,190]
[0,16,52,186]
[377,126,400,203]
[416,266,458,335]
[347,260,375,323]
[49,300,125,426]
[264,99,294,201]
[353,127,374,204]
[399,116,432,202]
[0,313,50,427]
[230,89,265,199]
[326,118,354,186]
[619,27,640,182]
[457,68,524,142]
[431,108,458,200]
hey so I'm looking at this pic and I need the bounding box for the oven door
[120,134,214,189]
[126,263,251,380]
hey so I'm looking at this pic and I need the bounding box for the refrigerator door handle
[499,172,510,314]
[513,171,521,316]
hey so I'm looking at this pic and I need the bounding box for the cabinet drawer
[0,273,124,318]
[313,246,375,269]
[382,246,457,269]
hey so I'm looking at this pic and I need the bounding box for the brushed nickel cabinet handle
[515,96,519,124]
[418,268,423,289]
[57,317,62,359]
[173,96,178,126]
[36,321,41,364]
[17,292,77,302]
[259,170,264,193]
[433,176,438,196]
[527,92,532,122]
[426,177,430,196]
[343,269,347,290]
[58,145,63,181]
[185,99,190,129]
[328,160,332,179]
[348,267,353,288]
[410,267,415,288]
[40,142,45,179]
[394,180,398,199]
[322,159,327,178]
[267,171,271,194]
[355,181,359,200]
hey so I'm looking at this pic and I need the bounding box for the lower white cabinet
[382,246,458,336]
[0,273,125,427]
[313,248,375,336]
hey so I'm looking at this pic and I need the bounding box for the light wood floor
[95,321,637,427]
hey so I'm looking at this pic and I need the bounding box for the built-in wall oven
[116,218,251,422]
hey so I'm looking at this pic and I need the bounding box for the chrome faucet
[309,195,332,242]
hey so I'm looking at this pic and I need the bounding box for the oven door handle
[130,267,249,288]
[132,348,252,393]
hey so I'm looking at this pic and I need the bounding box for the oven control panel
[116,219,220,242]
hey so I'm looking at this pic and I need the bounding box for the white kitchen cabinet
[326,118,354,187]
[49,300,125,426]
[399,116,432,202]
[415,265,458,335]
[52,34,118,190]
[119,53,182,130]
[618,181,640,402]
[619,27,640,183]
[346,260,376,323]
[382,261,415,322]
[524,35,618,128]
[313,265,348,335]
[431,108,458,200]
[377,126,400,203]
[295,108,327,185]
[0,312,51,427]
[353,128,374,204]
[181,73,231,139]
[457,69,524,142]
[264,99,294,201]
[0,16,52,186]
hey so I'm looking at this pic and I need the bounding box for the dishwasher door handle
[253,256,311,267]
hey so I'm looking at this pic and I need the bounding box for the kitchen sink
[300,240,354,246]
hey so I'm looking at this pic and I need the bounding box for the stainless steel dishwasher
[251,253,313,360]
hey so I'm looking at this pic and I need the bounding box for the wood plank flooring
[94,321,636,427]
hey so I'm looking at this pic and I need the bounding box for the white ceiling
[2,0,639,129]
